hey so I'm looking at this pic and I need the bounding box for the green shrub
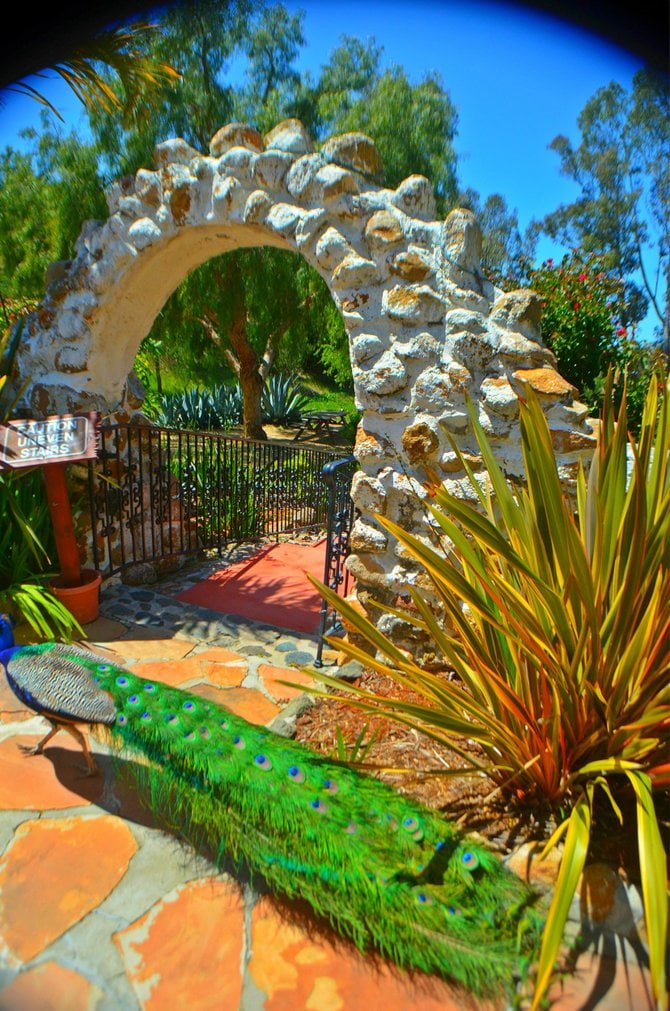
[173,447,260,545]
[526,252,666,433]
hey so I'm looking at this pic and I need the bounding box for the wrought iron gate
[315,455,358,666]
[87,424,350,577]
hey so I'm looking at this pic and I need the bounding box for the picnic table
[292,410,347,441]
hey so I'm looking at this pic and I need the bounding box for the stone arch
[11,118,596,619]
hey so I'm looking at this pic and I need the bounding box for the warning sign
[0,413,100,469]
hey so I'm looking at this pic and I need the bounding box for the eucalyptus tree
[458,188,536,284]
[233,5,306,133]
[89,0,254,178]
[0,120,107,301]
[539,69,669,347]
[0,148,57,299]
[0,15,177,313]
[308,38,460,214]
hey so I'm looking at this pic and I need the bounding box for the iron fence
[88,424,350,577]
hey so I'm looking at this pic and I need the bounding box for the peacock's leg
[19,720,60,757]
[19,720,99,775]
[60,723,99,776]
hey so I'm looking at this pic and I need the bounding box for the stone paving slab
[0,578,658,1010]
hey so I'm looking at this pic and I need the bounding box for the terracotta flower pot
[50,569,102,625]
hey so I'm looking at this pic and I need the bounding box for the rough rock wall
[10,118,596,615]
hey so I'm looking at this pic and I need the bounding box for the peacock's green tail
[13,643,543,998]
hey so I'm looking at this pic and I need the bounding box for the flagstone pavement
[0,572,658,1010]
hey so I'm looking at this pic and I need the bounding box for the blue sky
[0,0,652,331]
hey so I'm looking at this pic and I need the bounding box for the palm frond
[7,22,180,124]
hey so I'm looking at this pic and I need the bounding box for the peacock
[0,614,542,1000]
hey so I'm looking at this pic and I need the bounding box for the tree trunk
[197,256,285,440]
[238,367,265,439]
[227,305,266,441]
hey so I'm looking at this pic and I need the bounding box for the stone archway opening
[128,240,351,446]
[11,118,596,634]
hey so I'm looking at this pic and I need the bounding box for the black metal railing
[315,455,358,665]
[88,424,349,577]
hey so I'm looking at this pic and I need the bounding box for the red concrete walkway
[175,540,327,634]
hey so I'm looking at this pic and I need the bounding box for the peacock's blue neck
[0,617,17,667]
[0,644,19,669]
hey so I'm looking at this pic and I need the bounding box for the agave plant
[153,387,214,430]
[313,372,669,1010]
[153,384,242,431]
[261,373,311,425]
[216,382,243,428]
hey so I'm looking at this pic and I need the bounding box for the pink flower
[579,273,587,281]
[616,326,627,337]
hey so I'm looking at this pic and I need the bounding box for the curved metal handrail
[315,454,358,666]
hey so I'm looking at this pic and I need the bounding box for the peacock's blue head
[0,614,16,651]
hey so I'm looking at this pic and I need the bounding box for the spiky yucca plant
[312,373,669,1010]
